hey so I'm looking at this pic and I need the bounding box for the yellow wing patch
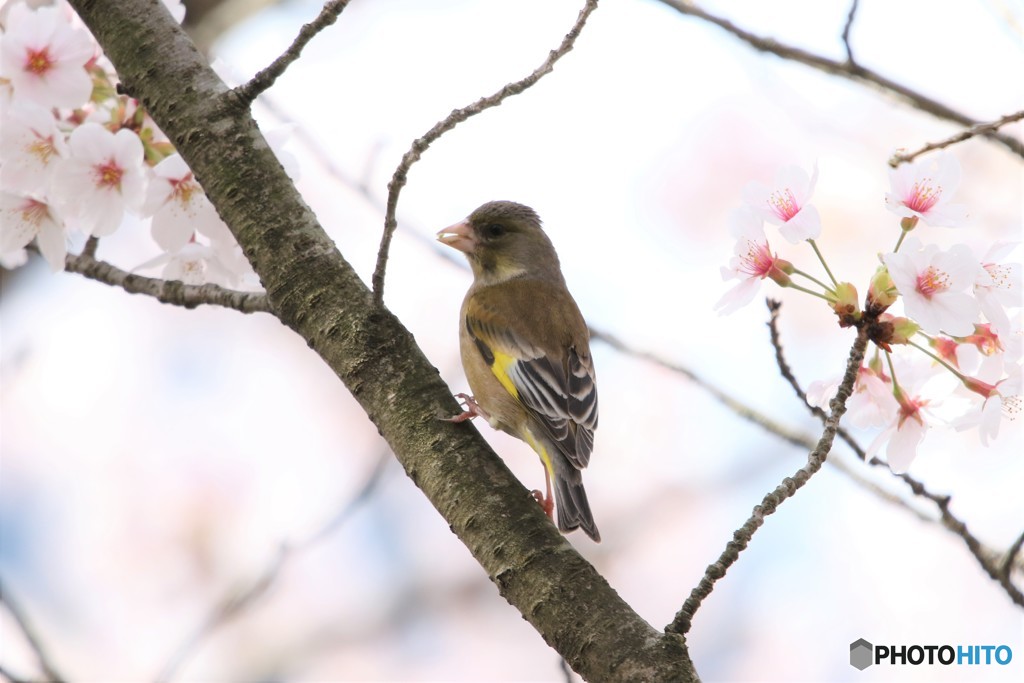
[489,348,521,400]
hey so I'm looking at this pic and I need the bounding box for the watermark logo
[850,639,873,670]
[850,639,1013,670]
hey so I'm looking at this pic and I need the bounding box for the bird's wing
[465,292,597,470]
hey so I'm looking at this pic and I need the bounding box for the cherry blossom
[0,191,66,271]
[0,100,68,194]
[974,242,1021,335]
[882,237,981,336]
[742,164,821,243]
[50,122,147,236]
[807,365,898,429]
[715,206,792,314]
[957,362,1022,446]
[136,241,237,287]
[884,153,969,228]
[143,154,230,251]
[865,361,960,473]
[0,2,94,109]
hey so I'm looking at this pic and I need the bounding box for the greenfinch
[437,201,600,542]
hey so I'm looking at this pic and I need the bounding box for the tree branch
[655,0,1024,160]
[889,110,1024,166]
[370,0,600,307]
[665,320,870,635]
[63,248,272,313]
[840,0,860,64]
[231,0,353,107]
[766,300,1024,608]
[0,576,65,683]
[65,1,697,678]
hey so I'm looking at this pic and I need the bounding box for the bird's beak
[436,219,476,254]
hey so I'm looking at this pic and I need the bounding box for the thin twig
[1001,530,1024,581]
[370,0,601,307]
[63,248,272,314]
[766,300,1024,608]
[232,0,353,107]
[840,0,860,64]
[0,576,65,683]
[155,452,391,683]
[655,0,1024,160]
[889,110,1024,166]
[665,323,870,636]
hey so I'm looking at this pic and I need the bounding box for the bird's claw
[531,489,555,520]
[441,393,492,423]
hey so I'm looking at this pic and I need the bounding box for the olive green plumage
[438,201,600,542]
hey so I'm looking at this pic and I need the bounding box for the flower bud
[866,265,898,313]
[827,282,861,326]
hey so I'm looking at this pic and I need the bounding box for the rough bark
[66,1,698,680]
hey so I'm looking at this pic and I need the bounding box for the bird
[437,200,600,542]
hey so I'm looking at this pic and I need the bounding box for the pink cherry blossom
[50,122,147,236]
[715,206,791,314]
[742,164,821,243]
[866,361,960,472]
[957,363,1021,446]
[884,153,969,228]
[143,154,230,251]
[807,366,898,430]
[0,100,68,194]
[882,237,981,336]
[0,191,67,271]
[0,3,95,109]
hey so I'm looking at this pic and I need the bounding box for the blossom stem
[908,340,967,381]
[893,229,909,253]
[807,239,839,288]
[791,267,833,293]
[884,351,906,402]
[785,282,831,301]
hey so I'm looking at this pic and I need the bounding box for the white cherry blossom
[885,153,968,228]
[883,237,981,336]
[742,164,821,243]
[0,2,94,109]
[50,122,147,236]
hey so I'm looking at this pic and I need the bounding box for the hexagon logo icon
[850,638,873,670]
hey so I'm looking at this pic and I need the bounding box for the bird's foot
[531,489,555,520]
[441,393,491,423]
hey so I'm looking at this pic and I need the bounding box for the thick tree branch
[656,0,1024,160]
[65,1,697,679]
[371,0,600,306]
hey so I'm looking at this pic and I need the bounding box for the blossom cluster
[717,155,1021,472]
[0,0,259,286]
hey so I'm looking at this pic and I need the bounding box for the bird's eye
[482,223,506,239]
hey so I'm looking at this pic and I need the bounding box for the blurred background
[1,0,1022,680]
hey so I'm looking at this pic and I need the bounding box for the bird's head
[437,201,562,285]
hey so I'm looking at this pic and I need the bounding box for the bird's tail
[554,466,600,542]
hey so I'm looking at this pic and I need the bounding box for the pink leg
[530,468,555,520]
[441,393,492,423]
